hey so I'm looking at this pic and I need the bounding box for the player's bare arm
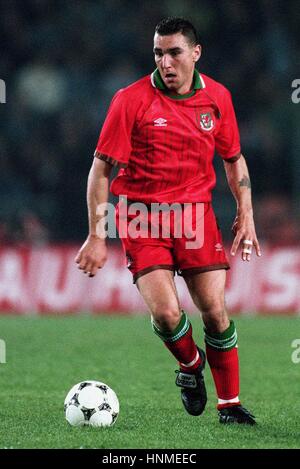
[223,153,261,261]
[75,156,112,277]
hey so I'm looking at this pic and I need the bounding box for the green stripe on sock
[204,319,235,340]
[152,310,190,343]
[204,320,237,351]
[205,332,237,350]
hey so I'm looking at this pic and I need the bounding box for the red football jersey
[95,69,241,203]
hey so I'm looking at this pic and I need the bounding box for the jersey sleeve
[94,89,136,167]
[215,88,241,161]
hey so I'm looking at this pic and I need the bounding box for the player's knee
[151,305,181,332]
[201,302,228,333]
[201,300,223,316]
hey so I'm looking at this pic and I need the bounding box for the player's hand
[230,210,261,261]
[75,235,107,277]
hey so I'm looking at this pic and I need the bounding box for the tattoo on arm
[239,175,251,189]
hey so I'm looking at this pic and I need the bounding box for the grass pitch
[0,314,300,449]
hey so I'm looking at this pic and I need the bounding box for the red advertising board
[0,245,299,314]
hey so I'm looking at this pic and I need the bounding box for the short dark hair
[155,17,200,46]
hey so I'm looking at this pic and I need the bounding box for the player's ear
[193,45,201,63]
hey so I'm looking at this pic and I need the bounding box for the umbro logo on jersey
[154,118,167,127]
[215,243,223,251]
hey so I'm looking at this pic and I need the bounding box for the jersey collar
[150,68,205,99]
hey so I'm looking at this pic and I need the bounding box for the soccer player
[75,17,261,425]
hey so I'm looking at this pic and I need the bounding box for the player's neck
[152,68,203,99]
[173,75,194,96]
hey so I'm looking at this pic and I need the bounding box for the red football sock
[204,320,240,408]
[164,324,202,373]
[152,311,202,373]
[206,344,240,409]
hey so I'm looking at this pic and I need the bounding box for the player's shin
[204,320,240,409]
[151,310,202,373]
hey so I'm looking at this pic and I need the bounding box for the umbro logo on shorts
[154,117,167,127]
[215,243,223,251]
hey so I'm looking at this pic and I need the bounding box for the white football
[64,380,119,427]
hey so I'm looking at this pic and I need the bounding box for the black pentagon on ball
[97,384,108,393]
[81,406,96,421]
[78,382,93,390]
[98,402,111,412]
[64,392,80,411]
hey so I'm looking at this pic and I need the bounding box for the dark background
[1,0,299,245]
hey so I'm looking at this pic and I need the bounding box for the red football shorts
[115,199,229,283]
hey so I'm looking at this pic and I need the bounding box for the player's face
[153,32,201,94]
